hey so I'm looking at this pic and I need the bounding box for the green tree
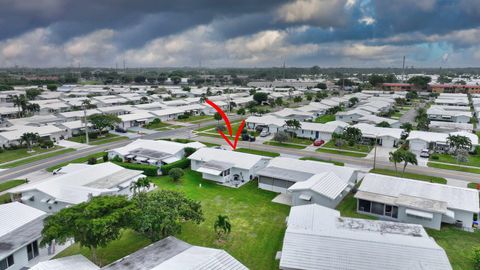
[407,76,431,90]
[20,132,40,152]
[129,177,152,195]
[214,215,231,239]
[41,196,135,265]
[253,92,268,105]
[349,97,359,107]
[376,121,391,128]
[275,97,284,106]
[131,190,203,241]
[401,122,413,133]
[447,135,472,154]
[293,96,302,103]
[26,88,42,100]
[88,114,121,135]
[342,127,362,146]
[10,94,27,116]
[389,149,404,173]
[237,108,246,115]
[273,131,289,143]
[285,119,301,130]
[213,112,222,124]
[169,168,184,182]
[401,150,418,175]
[47,84,58,91]
[316,83,327,89]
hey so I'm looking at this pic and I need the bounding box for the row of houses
[382,82,480,94]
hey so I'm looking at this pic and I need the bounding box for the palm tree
[214,215,231,239]
[285,119,302,130]
[11,94,27,117]
[129,177,151,194]
[389,150,404,173]
[400,123,413,133]
[20,132,40,152]
[81,99,91,145]
[447,135,472,154]
[401,150,418,175]
[199,94,207,104]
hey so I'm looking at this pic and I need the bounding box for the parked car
[260,129,271,137]
[115,127,127,133]
[420,149,430,158]
[313,139,325,146]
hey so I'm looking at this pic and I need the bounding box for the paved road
[0,118,236,183]
[196,136,480,183]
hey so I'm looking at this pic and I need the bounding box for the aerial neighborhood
[1,1,480,269]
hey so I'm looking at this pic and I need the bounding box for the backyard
[314,114,335,123]
[57,170,290,269]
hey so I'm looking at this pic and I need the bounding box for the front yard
[235,148,280,157]
[316,140,371,157]
[0,147,76,169]
[0,145,65,164]
[67,133,127,145]
[56,170,290,269]
[429,153,480,168]
[177,114,212,123]
[370,168,447,184]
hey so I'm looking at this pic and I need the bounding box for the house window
[0,255,14,270]
[222,169,230,177]
[371,202,385,215]
[27,241,39,261]
[358,199,371,212]
[384,205,399,218]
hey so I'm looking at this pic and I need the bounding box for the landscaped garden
[316,140,371,157]
[177,114,212,123]
[57,170,290,269]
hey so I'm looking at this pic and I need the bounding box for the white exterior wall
[397,206,443,230]
[290,190,344,209]
[409,139,428,152]
[335,114,362,123]
[381,136,396,148]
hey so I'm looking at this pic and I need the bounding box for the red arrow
[204,99,245,150]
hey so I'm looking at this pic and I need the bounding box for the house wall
[442,209,474,228]
[6,243,31,270]
[290,190,344,209]
[408,139,428,152]
[335,114,362,123]
[258,176,294,193]
[397,206,443,230]
[381,136,397,148]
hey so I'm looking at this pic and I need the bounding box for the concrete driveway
[365,146,395,161]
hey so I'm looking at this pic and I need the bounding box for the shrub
[169,168,184,182]
[87,157,97,165]
[473,247,480,270]
[430,154,439,160]
[40,139,54,148]
[161,158,190,175]
[103,153,109,162]
[112,155,123,162]
[112,161,158,176]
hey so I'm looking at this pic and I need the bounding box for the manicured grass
[263,141,305,149]
[299,157,344,166]
[335,193,377,220]
[0,179,27,192]
[177,115,212,123]
[68,133,127,145]
[289,137,313,145]
[198,142,221,147]
[322,140,372,153]
[235,148,280,157]
[0,148,76,168]
[144,121,174,130]
[0,146,64,164]
[46,152,106,172]
[314,114,335,123]
[0,193,11,204]
[55,229,151,267]
[149,171,290,269]
[370,168,447,184]
[427,226,480,270]
[430,153,480,168]
[468,182,478,189]
[195,121,244,138]
[391,111,403,119]
[316,148,368,157]
[428,162,480,174]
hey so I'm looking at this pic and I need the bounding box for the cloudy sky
[0,0,479,68]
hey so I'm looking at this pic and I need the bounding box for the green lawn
[0,146,65,164]
[177,115,212,123]
[316,148,368,157]
[55,230,150,267]
[235,148,280,157]
[263,141,305,149]
[428,162,480,174]
[430,153,480,168]
[427,226,480,270]
[0,179,27,192]
[195,121,244,138]
[0,194,11,204]
[370,168,447,184]
[322,140,372,153]
[144,121,174,130]
[68,133,127,145]
[299,157,344,166]
[468,182,478,189]
[46,152,106,172]
[57,171,290,269]
[314,114,335,123]
[289,137,313,145]
[0,148,76,169]
[335,193,377,220]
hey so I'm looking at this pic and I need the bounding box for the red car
[313,139,325,146]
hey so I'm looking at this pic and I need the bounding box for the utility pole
[402,56,406,83]
[373,135,378,170]
[82,100,90,145]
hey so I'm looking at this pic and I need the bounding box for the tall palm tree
[129,177,151,195]
[389,150,404,173]
[401,150,418,175]
[81,99,91,145]
[11,94,27,117]
[214,215,231,239]
[20,132,40,152]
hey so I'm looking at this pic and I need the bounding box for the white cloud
[275,0,350,27]
[359,16,375,25]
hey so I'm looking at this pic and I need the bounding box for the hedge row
[160,158,190,175]
[112,161,158,176]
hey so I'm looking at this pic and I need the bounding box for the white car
[419,149,430,158]
[260,129,271,137]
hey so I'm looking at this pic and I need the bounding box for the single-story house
[30,255,99,270]
[108,139,205,166]
[188,148,270,185]
[257,157,359,196]
[9,162,146,213]
[427,107,472,123]
[357,114,401,128]
[245,115,286,133]
[0,125,67,147]
[355,173,479,230]
[285,121,348,141]
[428,121,474,133]
[407,130,478,153]
[279,204,452,270]
[149,107,185,121]
[0,202,55,270]
[353,123,403,148]
[56,120,92,137]
[117,111,156,129]
[272,108,315,121]
[335,109,369,123]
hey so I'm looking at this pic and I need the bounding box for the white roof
[427,107,472,118]
[119,111,155,122]
[59,120,91,130]
[357,173,479,213]
[109,139,190,156]
[9,162,144,204]
[280,204,452,270]
[0,125,64,141]
[353,123,403,139]
[150,107,184,117]
[358,114,399,125]
[273,108,314,118]
[288,171,349,200]
[245,115,286,127]
[188,148,269,170]
[59,109,101,118]
[0,202,45,238]
[30,255,99,270]
[408,130,479,145]
[298,121,346,133]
